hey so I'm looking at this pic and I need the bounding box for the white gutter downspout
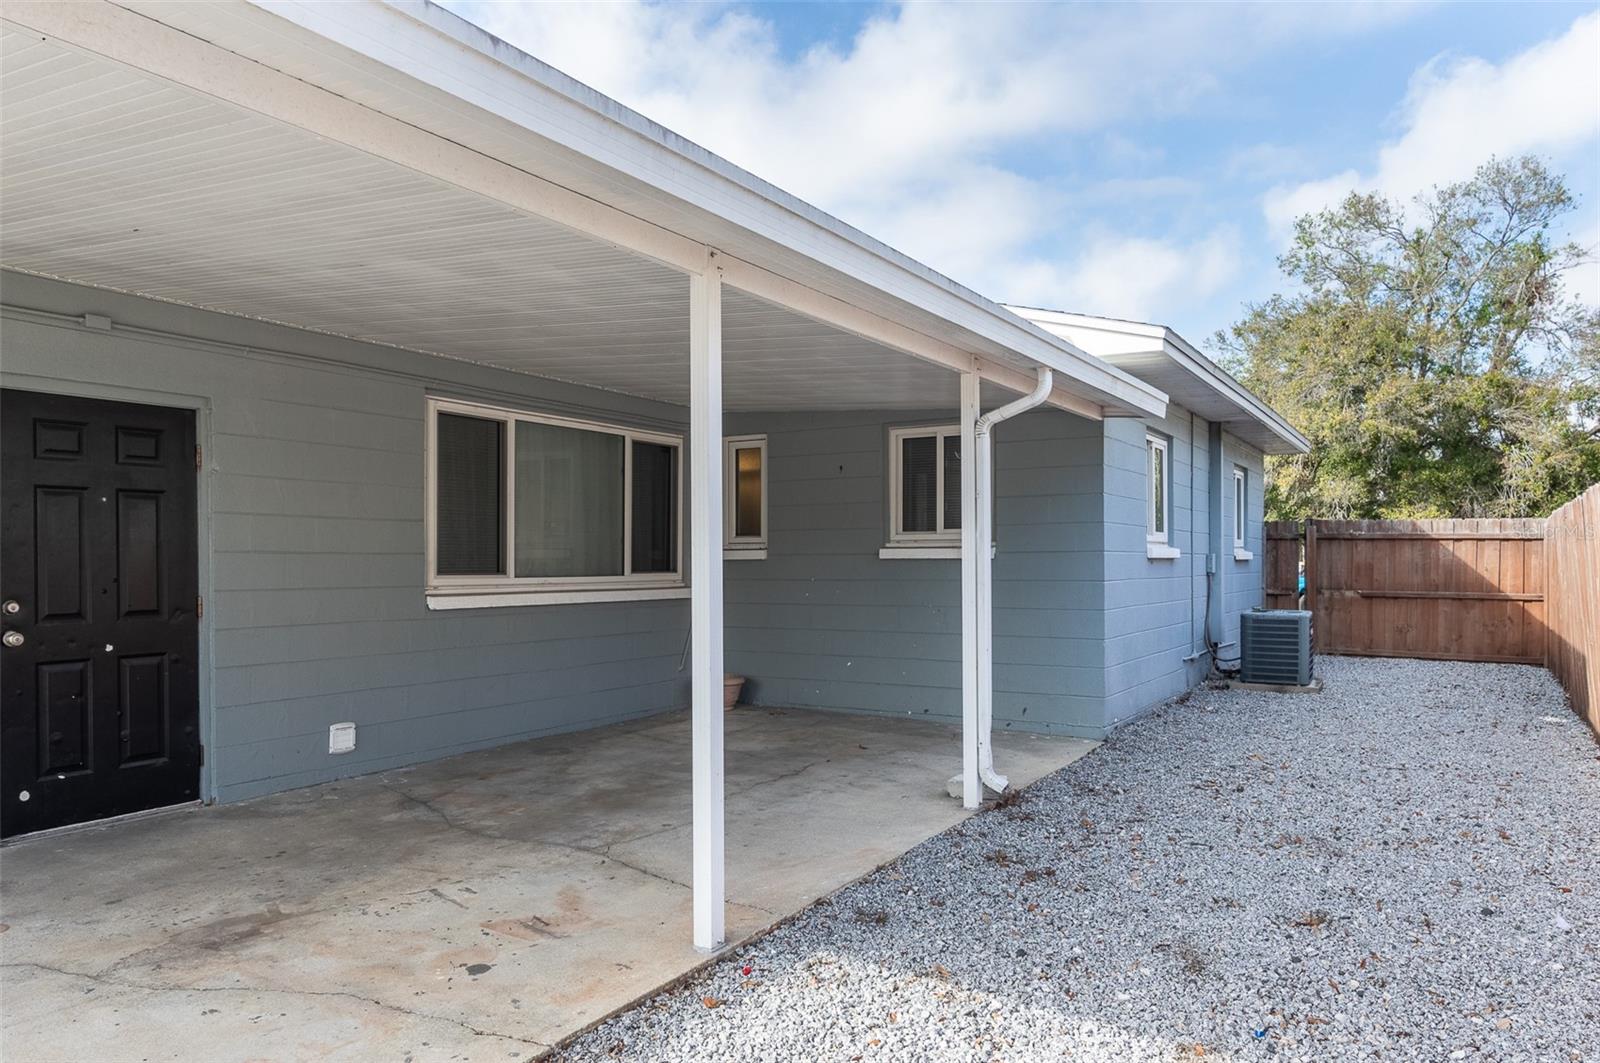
[974,367,1053,794]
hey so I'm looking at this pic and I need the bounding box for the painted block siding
[1098,417,1264,726]
[726,407,1267,739]
[1221,429,1267,651]
[0,272,691,802]
[1101,414,1208,725]
[722,409,1110,738]
[1,271,1272,804]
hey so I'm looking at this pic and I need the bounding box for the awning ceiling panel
[0,27,1000,412]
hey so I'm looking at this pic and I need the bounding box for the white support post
[689,266,725,952]
[958,371,982,810]
[975,421,998,793]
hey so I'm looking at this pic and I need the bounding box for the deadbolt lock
[2,601,18,614]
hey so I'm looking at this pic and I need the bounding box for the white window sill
[427,586,690,610]
[1146,542,1181,560]
[725,548,768,561]
[880,544,960,560]
[1233,548,1254,562]
[878,543,996,560]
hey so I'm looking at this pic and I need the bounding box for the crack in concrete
[379,780,787,913]
[1,960,551,1055]
[380,783,509,845]
[380,781,706,896]
[727,756,830,798]
[379,764,850,921]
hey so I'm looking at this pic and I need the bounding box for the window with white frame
[888,424,962,547]
[1233,466,1247,549]
[426,397,683,602]
[1146,432,1170,544]
[724,434,767,557]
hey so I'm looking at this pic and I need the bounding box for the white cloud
[1001,227,1244,324]
[1262,170,1363,235]
[459,2,1422,200]
[459,1,1227,203]
[457,1,1420,312]
[1265,11,1600,233]
[846,164,1052,282]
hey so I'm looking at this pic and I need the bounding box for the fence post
[1304,520,1317,618]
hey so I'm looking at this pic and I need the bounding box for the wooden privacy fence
[1310,518,1548,664]
[1265,490,1600,734]
[1264,521,1305,612]
[1545,484,1600,733]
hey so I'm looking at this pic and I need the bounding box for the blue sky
[447,1,1599,352]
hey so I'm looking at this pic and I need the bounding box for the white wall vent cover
[328,722,357,755]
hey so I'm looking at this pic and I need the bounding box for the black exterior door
[1,389,200,838]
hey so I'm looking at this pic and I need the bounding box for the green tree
[1220,156,1600,519]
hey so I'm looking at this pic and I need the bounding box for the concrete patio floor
[0,706,1093,1062]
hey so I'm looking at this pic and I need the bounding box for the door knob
[2,631,23,648]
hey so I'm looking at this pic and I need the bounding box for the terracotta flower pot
[723,674,746,710]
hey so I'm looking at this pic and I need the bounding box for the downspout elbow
[976,368,1053,435]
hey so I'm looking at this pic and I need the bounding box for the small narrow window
[889,424,961,546]
[1233,466,1247,549]
[724,435,767,556]
[1146,433,1169,544]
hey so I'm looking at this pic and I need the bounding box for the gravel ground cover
[554,657,1600,1063]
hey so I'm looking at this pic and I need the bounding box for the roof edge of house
[1003,304,1310,455]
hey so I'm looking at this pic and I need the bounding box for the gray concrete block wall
[721,410,958,721]
[1220,431,1268,649]
[993,410,1109,734]
[723,403,1260,739]
[2,273,1278,800]
[1,272,691,802]
[723,407,1109,738]
[1101,410,1213,726]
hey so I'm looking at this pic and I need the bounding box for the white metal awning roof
[0,1,1169,420]
[0,27,959,411]
[1007,306,1311,455]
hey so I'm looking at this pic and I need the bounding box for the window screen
[901,435,938,533]
[1149,440,1166,537]
[1234,471,1245,543]
[942,434,962,531]
[514,420,624,578]
[631,440,678,573]
[734,445,763,539]
[435,413,504,575]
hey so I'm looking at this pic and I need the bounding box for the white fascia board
[1155,327,1309,455]
[721,258,1104,420]
[1009,307,1169,346]
[1007,305,1307,453]
[72,0,1164,419]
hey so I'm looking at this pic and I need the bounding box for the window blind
[901,435,937,533]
